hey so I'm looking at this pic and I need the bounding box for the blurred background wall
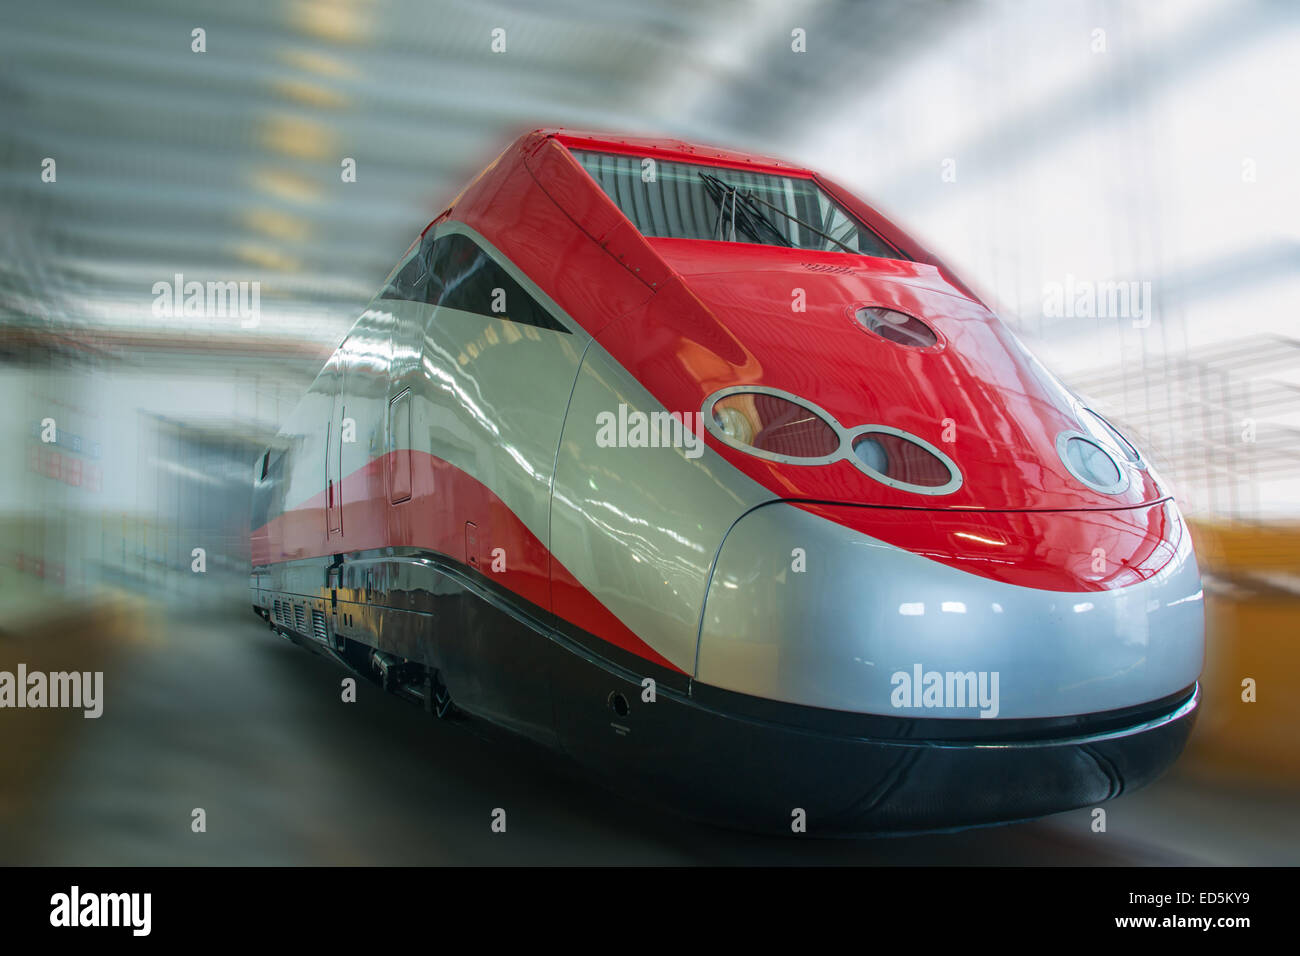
[0,0,1296,862]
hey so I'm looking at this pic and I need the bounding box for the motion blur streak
[0,0,1297,863]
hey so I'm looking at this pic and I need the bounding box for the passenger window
[425,233,567,333]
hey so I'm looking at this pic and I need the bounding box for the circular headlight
[855,306,938,349]
[706,389,840,461]
[1057,432,1127,494]
[852,435,888,473]
[712,404,755,446]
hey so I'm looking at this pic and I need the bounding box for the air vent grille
[294,604,306,632]
[801,262,855,275]
[311,609,328,643]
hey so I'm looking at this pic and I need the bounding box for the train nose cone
[696,500,1204,719]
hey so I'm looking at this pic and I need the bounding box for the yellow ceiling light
[247,168,322,205]
[289,0,374,44]
[241,208,312,243]
[258,114,336,161]
[271,77,350,111]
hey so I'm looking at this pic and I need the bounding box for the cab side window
[380,244,429,302]
[425,233,567,333]
[251,449,283,531]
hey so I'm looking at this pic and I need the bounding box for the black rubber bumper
[566,673,1200,837]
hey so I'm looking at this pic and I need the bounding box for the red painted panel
[450,135,657,337]
[796,498,1183,592]
[596,241,1164,512]
[549,560,680,672]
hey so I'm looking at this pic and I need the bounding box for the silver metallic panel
[409,305,586,544]
[394,219,593,549]
[550,342,775,672]
[697,501,1204,719]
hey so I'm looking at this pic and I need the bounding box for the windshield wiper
[698,172,792,247]
[700,171,857,252]
[735,188,857,254]
[698,173,738,241]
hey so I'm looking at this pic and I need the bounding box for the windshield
[571,149,903,259]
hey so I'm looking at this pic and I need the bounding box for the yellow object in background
[1184,522,1300,784]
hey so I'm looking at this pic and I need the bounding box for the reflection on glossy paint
[1167,589,1204,608]
[954,531,1007,547]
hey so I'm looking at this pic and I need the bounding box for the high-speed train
[250,128,1203,835]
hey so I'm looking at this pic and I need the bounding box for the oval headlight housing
[706,388,840,462]
[702,387,963,496]
[848,426,962,494]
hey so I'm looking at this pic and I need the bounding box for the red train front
[250,129,1204,834]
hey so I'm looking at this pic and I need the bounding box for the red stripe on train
[252,450,682,673]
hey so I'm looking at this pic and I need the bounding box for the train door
[388,389,412,504]
[383,235,430,545]
[382,239,428,515]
